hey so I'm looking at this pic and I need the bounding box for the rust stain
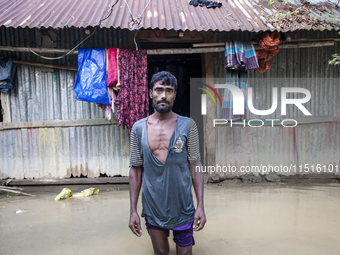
[67,163,96,178]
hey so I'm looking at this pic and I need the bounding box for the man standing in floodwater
[129,71,206,255]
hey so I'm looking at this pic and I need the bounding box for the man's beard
[152,100,174,114]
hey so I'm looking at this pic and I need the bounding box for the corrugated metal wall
[11,65,106,121]
[0,27,131,179]
[0,125,130,179]
[213,30,340,175]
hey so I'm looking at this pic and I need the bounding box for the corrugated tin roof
[0,0,339,32]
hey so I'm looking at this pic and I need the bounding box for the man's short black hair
[150,71,178,91]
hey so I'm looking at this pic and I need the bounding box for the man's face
[150,81,177,114]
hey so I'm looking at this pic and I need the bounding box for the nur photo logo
[198,82,312,127]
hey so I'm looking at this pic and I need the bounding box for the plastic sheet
[55,188,72,201]
[73,187,99,198]
[74,48,110,104]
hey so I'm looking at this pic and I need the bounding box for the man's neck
[151,111,175,122]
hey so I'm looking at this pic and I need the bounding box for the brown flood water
[1,183,340,255]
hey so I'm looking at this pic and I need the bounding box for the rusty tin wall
[0,125,130,179]
[0,27,131,179]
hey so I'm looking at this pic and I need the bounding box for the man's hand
[129,212,143,237]
[193,207,206,231]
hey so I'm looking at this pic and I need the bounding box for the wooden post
[203,32,216,174]
[12,60,77,71]
[1,92,11,123]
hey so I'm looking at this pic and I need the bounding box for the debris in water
[16,210,28,214]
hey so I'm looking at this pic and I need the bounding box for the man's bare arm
[190,161,207,231]
[129,166,143,236]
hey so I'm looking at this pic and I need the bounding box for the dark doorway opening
[145,43,204,163]
[147,53,202,117]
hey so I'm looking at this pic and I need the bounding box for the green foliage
[269,0,276,6]
[268,0,299,6]
[269,0,340,67]
[5,194,12,198]
[329,31,340,65]
[275,9,299,19]
[329,53,340,65]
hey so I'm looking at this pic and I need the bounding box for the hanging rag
[115,49,149,132]
[0,57,17,93]
[224,41,259,70]
[116,48,121,91]
[189,0,222,8]
[107,47,119,88]
[97,87,117,120]
[74,48,110,105]
[254,32,281,73]
[221,69,248,121]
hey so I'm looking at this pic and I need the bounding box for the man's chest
[147,124,175,152]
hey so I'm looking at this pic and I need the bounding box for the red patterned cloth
[107,47,118,87]
[115,49,149,132]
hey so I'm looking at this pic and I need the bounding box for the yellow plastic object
[55,188,72,201]
[72,187,99,198]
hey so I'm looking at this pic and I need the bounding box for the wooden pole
[13,60,77,71]
[0,40,336,57]
[0,46,78,55]
[0,187,35,197]
[146,47,225,55]
[1,118,118,130]
[193,39,338,48]
[278,40,334,49]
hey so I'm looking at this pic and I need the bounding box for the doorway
[146,45,204,163]
[147,53,202,117]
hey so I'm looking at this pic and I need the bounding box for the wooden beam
[279,41,334,49]
[1,118,118,130]
[0,45,225,55]
[13,60,77,71]
[0,92,11,123]
[0,46,78,55]
[0,40,336,58]
[192,38,340,50]
[0,187,34,196]
[138,38,204,43]
[287,38,340,42]
[147,47,225,55]
[146,41,335,52]
[192,42,230,47]
[7,177,129,186]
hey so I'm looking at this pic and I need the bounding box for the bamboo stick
[147,47,225,55]
[1,186,23,190]
[0,187,35,197]
[12,60,77,71]
[193,38,340,47]
[1,118,117,130]
[0,40,336,58]
[0,46,78,55]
